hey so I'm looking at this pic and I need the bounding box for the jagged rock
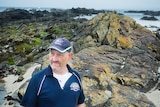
[38,12,160,107]
[141,16,158,21]
[0,8,32,25]
[72,12,135,52]
[105,84,155,107]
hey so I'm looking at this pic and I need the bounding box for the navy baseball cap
[48,38,72,53]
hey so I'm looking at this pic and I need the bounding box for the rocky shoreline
[0,8,160,107]
[1,63,41,106]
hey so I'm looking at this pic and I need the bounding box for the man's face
[49,49,72,71]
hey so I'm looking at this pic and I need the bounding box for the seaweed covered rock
[41,12,160,107]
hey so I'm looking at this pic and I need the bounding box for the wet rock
[70,12,159,106]
[68,45,159,106]
[0,9,32,25]
[105,85,155,107]
[141,16,158,20]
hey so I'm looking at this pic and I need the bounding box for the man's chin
[51,65,60,70]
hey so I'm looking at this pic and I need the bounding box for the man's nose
[51,54,59,61]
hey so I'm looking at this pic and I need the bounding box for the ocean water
[0,83,6,105]
[122,12,160,31]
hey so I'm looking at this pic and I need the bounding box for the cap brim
[48,46,71,53]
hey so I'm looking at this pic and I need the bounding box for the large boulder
[8,12,160,107]
[40,12,160,107]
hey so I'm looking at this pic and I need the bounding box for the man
[21,38,85,107]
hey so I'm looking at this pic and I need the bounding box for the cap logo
[55,39,63,46]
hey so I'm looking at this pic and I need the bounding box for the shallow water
[0,83,6,105]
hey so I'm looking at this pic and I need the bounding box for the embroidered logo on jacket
[70,82,80,91]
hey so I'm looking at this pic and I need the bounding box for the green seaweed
[16,43,32,55]
[32,38,42,46]
[7,57,15,65]
[54,27,63,34]
[38,31,49,37]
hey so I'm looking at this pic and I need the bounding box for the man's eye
[58,53,63,56]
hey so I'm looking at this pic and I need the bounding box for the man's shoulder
[72,69,80,75]
[67,64,80,74]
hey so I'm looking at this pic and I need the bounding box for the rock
[36,12,160,106]
[154,29,160,40]
[72,12,136,52]
[0,8,32,25]
[69,45,158,106]
[105,85,155,107]
[18,82,29,100]
[70,12,159,106]
[141,16,158,21]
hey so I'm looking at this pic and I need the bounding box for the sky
[0,0,160,10]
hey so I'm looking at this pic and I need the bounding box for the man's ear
[68,52,73,60]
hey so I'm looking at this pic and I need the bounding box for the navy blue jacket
[21,65,85,107]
